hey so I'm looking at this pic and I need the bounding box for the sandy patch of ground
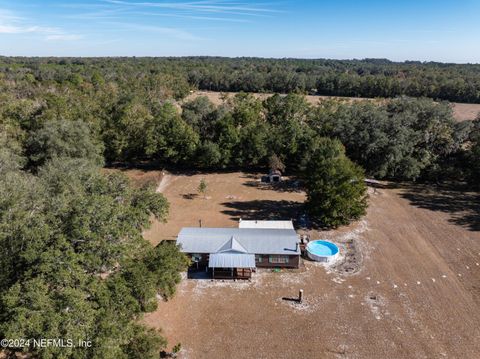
[142,172,480,359]
[156,173,174,193]
[186,90,480,122]
[305,219,369,277]
[452,102,480,122]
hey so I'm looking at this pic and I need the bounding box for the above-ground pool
[306,240,339,263]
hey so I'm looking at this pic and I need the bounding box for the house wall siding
[255,254,300,269]
[186,253,300,269]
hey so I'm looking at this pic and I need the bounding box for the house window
[268,255,289,264]
[255,255,263,263]
[191,254,202,262]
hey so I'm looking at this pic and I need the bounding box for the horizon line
[0,55,478,65]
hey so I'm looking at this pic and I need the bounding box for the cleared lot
[142,172,480,359]
[186,90,480,122]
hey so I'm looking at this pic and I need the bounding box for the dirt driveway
[143,172,480,359]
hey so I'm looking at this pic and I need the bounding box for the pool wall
[306,240,340,263]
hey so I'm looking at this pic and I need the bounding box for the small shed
[268,169,282,183]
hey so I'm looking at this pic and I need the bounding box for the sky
[0,0,479,62]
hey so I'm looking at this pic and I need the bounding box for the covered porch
[211,268,253,280]
[208,250,256,280]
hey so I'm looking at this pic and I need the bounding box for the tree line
[108,93,478,184]
[1,58,478,183]
[3,85,479,211]
[1,57,480,103]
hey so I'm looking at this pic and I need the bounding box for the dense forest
[0,157,189,359]
[1,57,479,182]
[2,57,480,102]
[1,57,479,358]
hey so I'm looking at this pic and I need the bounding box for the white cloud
[45,34,84,41]
[101,0,281,17]
[0,7,82,41]
[131,11,252,23]
[0,24,59,34]
[66,0,280,25]
[105,21,201,40]
[136,25,198,40]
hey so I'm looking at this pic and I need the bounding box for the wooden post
[299,289,304,303]
[199,219,202,228]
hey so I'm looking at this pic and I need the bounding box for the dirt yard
[142,171,305,244]
[185,90,480,122]
[142,171,480,359]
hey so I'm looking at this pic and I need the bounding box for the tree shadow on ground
[221,200,306,227]
[240,173,259,180]
[398,183,480,232]
[242,179,304,194]
[182,193,198,200]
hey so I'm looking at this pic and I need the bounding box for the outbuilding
[268,169,282,183]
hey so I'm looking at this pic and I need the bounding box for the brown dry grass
[142,171,480,359]
[186,90,480,122]
[102,167,164,188]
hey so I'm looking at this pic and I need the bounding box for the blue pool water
[307,240,339,257]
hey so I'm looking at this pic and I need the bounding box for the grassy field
[186,91,480,122]
[140,171,480,359]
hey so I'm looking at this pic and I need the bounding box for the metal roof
[238,220,294,230]
[216,236,248,253]
[177,227,300,255]
[209,253,255,268]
